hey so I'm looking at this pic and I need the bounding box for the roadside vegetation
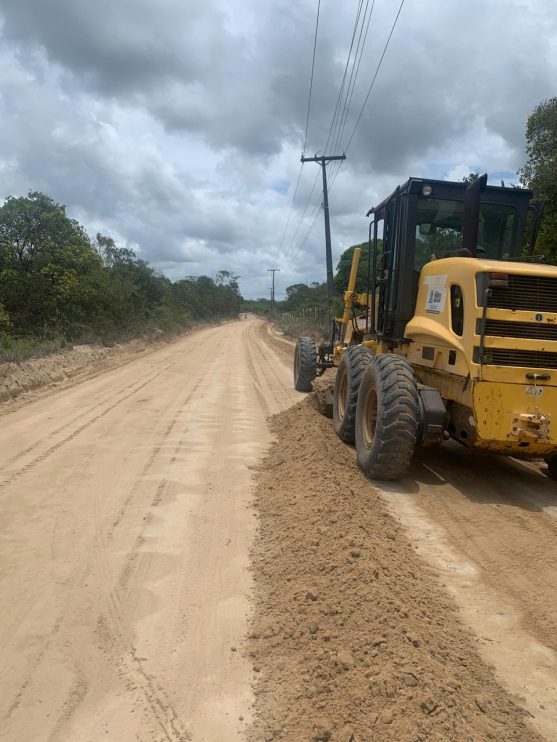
[0,192,242,361]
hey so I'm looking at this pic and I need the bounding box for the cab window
[414,197,518,268]
[450,284,464,336]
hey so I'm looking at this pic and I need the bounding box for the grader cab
[293,174,557,480]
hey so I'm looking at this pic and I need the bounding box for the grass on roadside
[275,317,330,344]
[0,334,69,363]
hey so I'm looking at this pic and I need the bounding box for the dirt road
[2,319,557,741]
[377,444,557,737]
[0,319,300,742]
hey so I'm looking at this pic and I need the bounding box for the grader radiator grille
[474,346,557,369]
[479,319,557,341]
[488,274,557,313]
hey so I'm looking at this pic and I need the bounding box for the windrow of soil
[247,397,540,741]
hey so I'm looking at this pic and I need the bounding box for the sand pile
[247,398,539,741]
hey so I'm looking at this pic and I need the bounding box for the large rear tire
[333,346,374,443]
[355,354,419,480]
[294,336,317,392]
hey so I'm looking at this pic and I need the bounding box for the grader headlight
[488,272,509,288]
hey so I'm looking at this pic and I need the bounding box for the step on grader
[293,174,557,480]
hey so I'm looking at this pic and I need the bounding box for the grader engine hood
[404,257,557,455]
[407,257,557,379]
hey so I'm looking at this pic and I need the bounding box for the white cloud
[0,0,556,298]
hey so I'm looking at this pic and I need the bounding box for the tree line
[0,191,242,357]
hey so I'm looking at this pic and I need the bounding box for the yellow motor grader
[293,174,556,480]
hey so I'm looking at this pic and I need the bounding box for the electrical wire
[344,0,406,155]
[289,203,323,264]
[282,0,366,267]
[329,0,376,182]
[278,163,304,258]
[282,170,321,265]
[329,0,405,194]
[331,0,375,158]
[322,0,364,155]
[278,0,322,267]
[283,0,406,269]
[303,0,321,155]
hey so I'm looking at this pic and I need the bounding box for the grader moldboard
[293,174,557,481]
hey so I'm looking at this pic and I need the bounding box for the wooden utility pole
[267,268,280,309]
[300,154,346,306]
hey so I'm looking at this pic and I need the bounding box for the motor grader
[293,174,557,480]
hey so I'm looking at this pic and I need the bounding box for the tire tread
[355,354,419,480]
[294,336,317,392]
[333,346,374,442]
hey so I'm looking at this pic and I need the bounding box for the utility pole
[300,153,346,307]
[267,268,280,310]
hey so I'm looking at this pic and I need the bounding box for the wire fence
[278,306,330,343]
[281,307,328,322]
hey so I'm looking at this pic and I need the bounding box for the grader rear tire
[294,336,317,392]
[355,354,419,481]
[333,346,374,443]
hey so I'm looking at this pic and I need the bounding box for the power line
[344,0,406,155]
[282,0,365,267]
[283,0,406,270]
[322,0,365,155]
[278,163,304,257]
[331,0,375,157]
[303,0,321,154]
[332,0,376,158]
[328,0,376,188]
[277,0,322,267]
[329,0,405,194]
[289,204,323,264]
[282,170,319,262]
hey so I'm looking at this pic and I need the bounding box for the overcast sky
[0,0,555,299]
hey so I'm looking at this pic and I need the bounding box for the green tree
[283,282,327,312]
[519,97,557,261]
[462,172,480,184]
[0,192,91,272]
[0,189,246,353]
[0,192,104,337]
[334,242,380,295]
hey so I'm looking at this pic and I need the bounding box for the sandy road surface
[0,319,300,742]
[378,445,557,737]
[3,318,557,741]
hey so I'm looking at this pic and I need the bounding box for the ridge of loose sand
[247,398,540,741]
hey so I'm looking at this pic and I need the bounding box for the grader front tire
[294,336,317,392]
[355,354,419,481]
[333,346,374,443]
